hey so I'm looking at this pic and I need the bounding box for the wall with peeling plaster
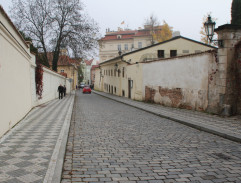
[143,51,218,111]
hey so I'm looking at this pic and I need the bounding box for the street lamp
[204,15,223,47]
[204,15,216,43]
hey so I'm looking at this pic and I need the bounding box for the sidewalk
[93,90,241,143]
[0,91,75,183]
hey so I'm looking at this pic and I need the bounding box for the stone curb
[93,90,241,144]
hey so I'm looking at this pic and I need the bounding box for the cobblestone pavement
[62,91,241,183]
[0,92,74,183]
[93,91,241,143]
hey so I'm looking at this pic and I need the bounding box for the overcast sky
[0,0,232,41]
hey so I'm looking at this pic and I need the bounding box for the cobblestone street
[62,91,241,183]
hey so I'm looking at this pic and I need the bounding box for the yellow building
[95,36,216,100]
[49,54,79,90]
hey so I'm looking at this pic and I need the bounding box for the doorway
[128,79,132,99]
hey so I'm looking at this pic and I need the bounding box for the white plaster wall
[0,11,34,137]
[142,53,213,109]
[0,8,73,138]
[34,67,68,106]
[143,54,210,91]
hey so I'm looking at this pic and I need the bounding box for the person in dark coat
[58,84,64,99]
[63,85,66,97]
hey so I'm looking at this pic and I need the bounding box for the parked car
[83,86,91,94]
[80,83,85,88]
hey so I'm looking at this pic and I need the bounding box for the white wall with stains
[142,52,218,111]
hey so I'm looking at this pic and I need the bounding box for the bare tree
[144,14,172,44]
[11,0,99,71]
[144,14,159,44]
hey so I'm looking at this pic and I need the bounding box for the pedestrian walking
[58,84,64,99]
[63,85,66,97]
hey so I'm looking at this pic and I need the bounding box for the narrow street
[61,91,241,183]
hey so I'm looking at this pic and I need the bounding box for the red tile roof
[47,53,80,66]
[60,72,68,77]
[91,65,99,70]
[100,28,156,41]
[84,59,94,66]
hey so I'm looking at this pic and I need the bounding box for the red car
[82,86,91,94]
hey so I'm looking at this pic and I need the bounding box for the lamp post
[204,15,223,47]
[204,15,216,43]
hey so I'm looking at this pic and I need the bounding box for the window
[61,69,64,73]
[195,50,201,53]
[118,69,121,77]
[118,44,121,51]
[122,67,125,78]
[117,35,122,39]
[111,70,113,76]
[157,50,165,58]
[170,50,177,57]
[122,90,125,97]
[182,50,189,54]
[138,42,142,49]
[114,87,116,94]
[124,44,128,50]
[131,44,134,50]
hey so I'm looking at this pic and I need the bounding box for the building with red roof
[99,26,162,63]
[48,50,80,90]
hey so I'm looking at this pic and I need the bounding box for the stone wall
[215,24,241,115]
[236,42,241,113]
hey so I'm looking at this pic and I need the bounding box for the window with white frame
[138,42,142,49]
[124,44,128,50]
[118,44,121,51]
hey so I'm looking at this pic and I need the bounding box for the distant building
[48,51,80,90]
[82,59,93,85]
[94,36,216,104]
[99,25,162,63]
[90,65,99,85]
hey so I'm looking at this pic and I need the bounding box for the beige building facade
[95,36,218,112]
[99,26,163,63]
[48,54,79,90]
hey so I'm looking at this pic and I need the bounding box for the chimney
[172,31,181,37]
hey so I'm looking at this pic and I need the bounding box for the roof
[84,59,94,66]
[47,53,80,66]
[215,24,241,32]
[100,29,152,41]
[100,36,217,65]
[91,65,99,70]
[122,35,217,56]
